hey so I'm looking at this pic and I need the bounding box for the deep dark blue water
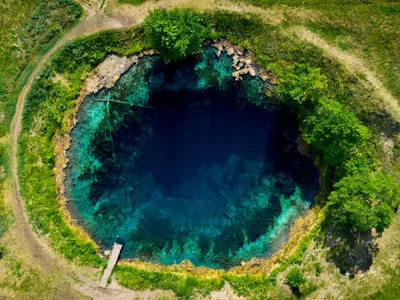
[65,46,318,268]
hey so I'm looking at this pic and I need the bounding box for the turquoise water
[65,46,318,269]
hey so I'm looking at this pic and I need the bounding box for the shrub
[315,262,323,276]
[144,8,209,60]
[301,97,370,166]
[328,172,400,233]
[286,267,306,295]
[276,63,329,106]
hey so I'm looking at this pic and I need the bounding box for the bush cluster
[286,267,306,288]
[275,61,398,234]
[329,172,400,233]
[144,9,210,60]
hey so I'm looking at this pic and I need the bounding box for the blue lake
[65,46,318,269]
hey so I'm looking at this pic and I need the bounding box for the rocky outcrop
[210,39,277,83]
[86,50,157,94]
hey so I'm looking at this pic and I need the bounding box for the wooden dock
[99,239,124,288]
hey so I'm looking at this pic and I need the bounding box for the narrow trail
[7,0,280,276]
[287,26,400,124]
[8,1,123,274]
[8,0,400,298]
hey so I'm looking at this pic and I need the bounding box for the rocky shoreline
[52,42,319,271]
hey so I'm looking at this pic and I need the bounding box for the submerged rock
[64,44,318,269]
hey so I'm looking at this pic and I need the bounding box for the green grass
[220,213,321,297]
[237,0,400,99]
[118,0,148,5]
[115,266,224,298]
[18,28,147,266]
[113,210,321,298]
[0,144,11,240]
[222,273,272,297]
[0,0,83,137]
[366,265,400,299]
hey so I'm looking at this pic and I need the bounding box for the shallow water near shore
[65,46,318,269]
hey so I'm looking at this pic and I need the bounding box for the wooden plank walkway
[99,241,123,288]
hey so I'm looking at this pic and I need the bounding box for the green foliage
[222,273,271,297]
[144,9,209,60]
[208,11,264,43]
[51,29,146,89]
[328,172,400,233]
[314,262,323,276]
[19,28,147,266]
[117,0,147,5]
[0,144,8,181]
[238,0,400,99]
[0,0,83,137]
[0,144,10,239]
[115,266,224,298]
[276,63,329,106]
[286,267,306,288]
[25,0,83,46]
[341,150,376,177]
[301,97,371,166]
[394,140,400,157]
[224,223,320,298]
[301,282,319,297]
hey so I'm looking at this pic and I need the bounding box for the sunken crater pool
[65,45,318,269]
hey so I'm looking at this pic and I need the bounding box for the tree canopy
[301,97,370,166]
[276,63,328,106]
[286,267,306,289]
[329,172,400,233]
[144,8,208,61]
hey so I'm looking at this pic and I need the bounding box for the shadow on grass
[322,220,379,277]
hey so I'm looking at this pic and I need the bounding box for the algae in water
[65,46,318,268]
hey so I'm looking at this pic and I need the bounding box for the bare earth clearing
[6,0,399,299]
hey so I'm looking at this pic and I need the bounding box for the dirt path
[287,26,400,123]
[8,0,400,298]
[7,0,280,279]
[8,1,117,274]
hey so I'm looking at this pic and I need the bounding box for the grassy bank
[0,0,83,137]
[237,0,400,99]
[0,144,10,241]
[118,0,148,5]
[19,28,149,266]
[115,265,225,298]
[1,0,83,268]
